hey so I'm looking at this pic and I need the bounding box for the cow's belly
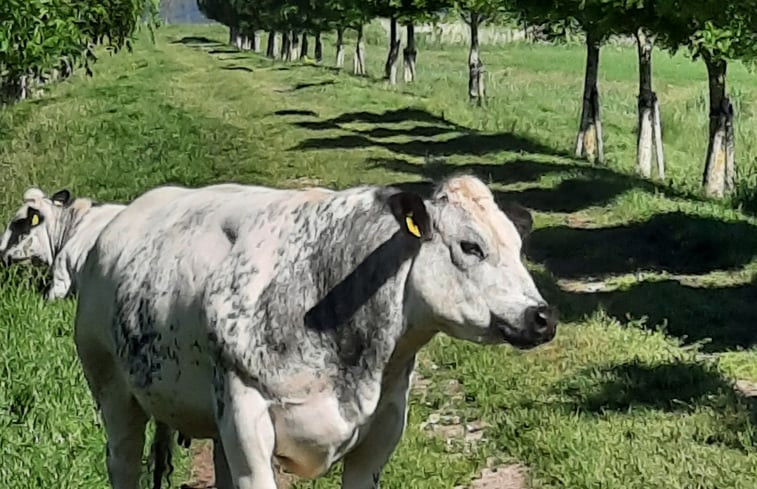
[131,359,218,438]
[121,323,220,439]
[270,394,363,479]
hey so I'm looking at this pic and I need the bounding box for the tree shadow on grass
[208,48,240,55]
[526,212,757,279]
[274,109,318,117]
[555,360,757,452]
[221,65,254,73]
[275,80,336,93]
[498,177,634,214]
[171,36,221,46]
[371,157,563,186]
[358,125,451,139]
[563,278,757,352]
[561,360,738,413]
[295,131,561,159]
[370,155,700,207]
[321,108,462,128]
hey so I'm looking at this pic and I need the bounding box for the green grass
[3,21,757,488]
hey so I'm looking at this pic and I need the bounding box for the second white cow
[0,187,125,300]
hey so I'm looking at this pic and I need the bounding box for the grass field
[3,21,757,489]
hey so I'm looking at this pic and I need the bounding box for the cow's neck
[47,200,87,259]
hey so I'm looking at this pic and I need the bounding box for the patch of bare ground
[455,463,529,489]
[734,379,757,397]
[181,439,214,489]
[179,439,295,489]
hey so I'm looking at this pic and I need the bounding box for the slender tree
[512,1,621,164]
[652,0,757,197]
[456,0,511,105]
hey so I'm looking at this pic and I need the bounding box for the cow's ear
[498,200,533,238]
[387,192,432,241]
[27,207,43,228]
[51,189,71,206]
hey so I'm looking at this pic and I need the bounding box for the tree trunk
[635,28,664,179]
[336,28,345,68]
[653,96,665,180]
[266,31,277,58]
[229,26,236,46]
[575,34,604,164]
[1,74,28,102]
[60,57,73,80]
[281,31,291,60]
[252,31,261,53]
[315,31,323,63]
[353,25,366,76]
[403,24,417,83]
[384,16,401,84]
[702,56,735,198]
[241,34,251,51]
[468,13,485,106]
[288,32,300,62]
[300,33,309,59]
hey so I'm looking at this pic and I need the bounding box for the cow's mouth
[490,313,554,350]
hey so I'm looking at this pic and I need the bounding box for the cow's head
[388,175,557,349]
[0,188,71,267]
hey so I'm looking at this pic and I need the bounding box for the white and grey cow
[74,175,557,489]
[0,187,125,300]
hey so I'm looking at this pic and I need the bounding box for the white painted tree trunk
[575,34,604,164]
[467,13,484,105]
[353,25,366,76]
[336,28,345,68]
[252,31,261,53]
[703,56,735,198]
[635,28,664,180]
[403,24,417,83]
[385,16,401,85]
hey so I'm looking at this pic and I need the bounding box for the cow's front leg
[341,360,415,489]
[214,367,278,489]
[213,439,234,489]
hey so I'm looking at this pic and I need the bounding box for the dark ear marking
[387,192,432,241]
[26,207,44,228]
[51,189,72,206]
[499,201,533,238]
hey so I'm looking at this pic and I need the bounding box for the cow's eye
[460,241,485,260]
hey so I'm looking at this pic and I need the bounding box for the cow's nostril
[535,309,549,328]
[526,304,556,334]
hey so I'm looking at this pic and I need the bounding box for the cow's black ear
[500,201,533,238]
[387,192,432,241]
[51,189,71,206]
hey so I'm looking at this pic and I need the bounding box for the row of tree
[198,0,757,199]
[0,0,160,103]
[511,0,757,199]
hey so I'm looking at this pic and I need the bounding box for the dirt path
[181,439,295,489]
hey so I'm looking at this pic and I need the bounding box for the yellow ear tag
[405,215,421,238]
[31,214,39,226]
